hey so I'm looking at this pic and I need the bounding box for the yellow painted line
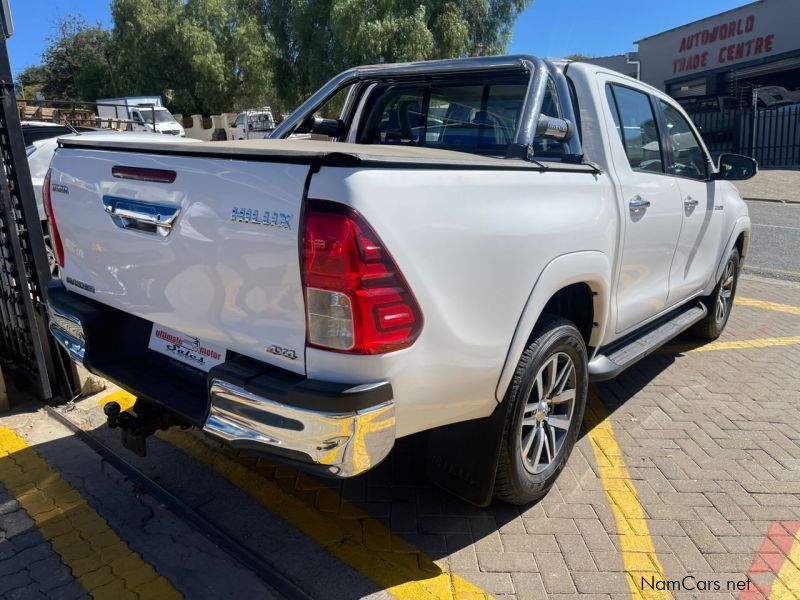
[96,389,137,412]
[0,427,181,600]
[770,530,800,599]
[737,297,800,317]
[660,336,800,355]
[155,426,490,599]
[585,389,671,600]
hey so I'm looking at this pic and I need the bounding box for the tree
[39,15,113,101]
[565,53,593,61]
[261,0,532,109]
[16,65,47,102]
[109,0,275,115]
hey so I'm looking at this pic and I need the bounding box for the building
[636,0,800,105]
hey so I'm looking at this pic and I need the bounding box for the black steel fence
[689,104,800,169]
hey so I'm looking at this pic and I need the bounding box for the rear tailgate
[49,144,309,375]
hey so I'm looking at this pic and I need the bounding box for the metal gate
[690,105,800,169]
[0,15,77,401]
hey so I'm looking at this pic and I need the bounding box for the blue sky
[7,0,752,76]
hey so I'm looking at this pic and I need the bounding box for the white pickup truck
[45,56,754,506]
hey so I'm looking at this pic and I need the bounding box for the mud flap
[426,399,513,507]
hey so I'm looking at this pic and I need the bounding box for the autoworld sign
[672,14,774,75]
[636,0,798,91]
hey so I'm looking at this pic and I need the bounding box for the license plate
[148,324,227,373]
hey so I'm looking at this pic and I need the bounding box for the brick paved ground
[0,274,798,599]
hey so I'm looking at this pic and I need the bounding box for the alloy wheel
[520,352,576,474]
[716,259,735,325]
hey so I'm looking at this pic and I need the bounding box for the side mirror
[296,116,346,138]
[714,153,758,181]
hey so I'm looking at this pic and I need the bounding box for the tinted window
[660,101,708,180]
[606,84,664,174]
[357,76,528,156]
[233,115,244,127]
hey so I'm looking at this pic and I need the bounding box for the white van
[96,97,185,136]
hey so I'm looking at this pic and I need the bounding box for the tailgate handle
[102,196,180,237]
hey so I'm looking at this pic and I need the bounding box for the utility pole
[751,85,759,158]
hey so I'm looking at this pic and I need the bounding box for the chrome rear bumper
[48,305,86,364]
[46,282,395,478]
[204,379,395,477]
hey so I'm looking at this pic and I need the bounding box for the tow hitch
[103,400,189,457]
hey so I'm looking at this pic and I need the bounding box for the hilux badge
[231,207,291,230]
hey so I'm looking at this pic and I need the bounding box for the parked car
[229,108,276,140]
[44,55,754,506]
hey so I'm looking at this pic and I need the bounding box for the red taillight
[302,200,423,354]
[42,169,65,268]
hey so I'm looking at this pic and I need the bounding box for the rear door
[50,146,309,374]
[656,99,725,303]
[601,77,684,333]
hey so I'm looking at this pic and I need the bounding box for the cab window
[606,84,664,174]
[356,74,528,157]
[659,101,708,180]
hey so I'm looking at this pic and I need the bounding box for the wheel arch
[705,215,751,295]
[495,251,612,402]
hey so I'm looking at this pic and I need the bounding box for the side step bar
[588,301,707,382]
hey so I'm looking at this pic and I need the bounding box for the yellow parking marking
[771,531,800,599]
[0,427,181,600]
[585,389,671,600]
[156,426,490,599]
[660,336,800,355]
[736,297,800,317]
[96,389,137,412]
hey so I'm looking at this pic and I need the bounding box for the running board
[588,302,707,382]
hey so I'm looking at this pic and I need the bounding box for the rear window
[356,76,530,157]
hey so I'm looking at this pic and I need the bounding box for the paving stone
[477,551,538,573]
[511,572,547,600]
[571,571,630,594]
[537,553,577,594]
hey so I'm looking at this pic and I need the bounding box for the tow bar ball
[102,399,190,457]
[103,401,122,426]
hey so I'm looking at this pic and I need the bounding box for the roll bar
[271,55,583,161]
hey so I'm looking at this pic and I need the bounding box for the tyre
[692,247,739,340]
[493,315,588,505]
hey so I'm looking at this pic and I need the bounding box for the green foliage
[16,65,47,102]
[36,15,114,101]
[264,0,532,109]
[21,0,531,115]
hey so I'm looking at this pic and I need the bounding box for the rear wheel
[692,247,739,340]
[493,315,588,505]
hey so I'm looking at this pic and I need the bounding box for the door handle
[684,196,700,207]
[102,196,181,237]
[629,196,651,214]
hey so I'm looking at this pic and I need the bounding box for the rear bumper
[46,282,395,477]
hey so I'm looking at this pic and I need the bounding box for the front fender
[705,214,751,296]
[494,251,612,401]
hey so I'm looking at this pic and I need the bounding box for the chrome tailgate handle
[102,196,180,237]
